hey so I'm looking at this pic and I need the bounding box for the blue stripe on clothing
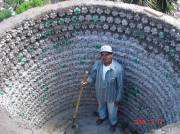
[87,59,124,102]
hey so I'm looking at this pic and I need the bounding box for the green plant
[15,1,33,14]
[4,0,24,10]
[0,9,12,22]
[123,0,176,14]
[15,0,45,14]
[31,0,44,6]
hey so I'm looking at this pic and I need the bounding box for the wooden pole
[72,70,88,128]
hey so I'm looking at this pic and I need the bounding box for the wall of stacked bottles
[0,1,179,133]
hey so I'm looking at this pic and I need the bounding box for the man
[82,45,124,132]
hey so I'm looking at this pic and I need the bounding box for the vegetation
[0,8,12,21]
[0,0,48,21]
[123,0,176,14]
[16,0,45,14]
[4,0,24,10]
[0,0,177,22]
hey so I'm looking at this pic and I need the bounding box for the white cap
[100,45,112,53]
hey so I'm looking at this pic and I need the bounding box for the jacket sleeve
[116,65,124,101]
[87,60,99,84]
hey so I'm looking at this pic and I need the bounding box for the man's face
[101,52,112,66]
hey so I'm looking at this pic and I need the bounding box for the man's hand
[81,81,88,87]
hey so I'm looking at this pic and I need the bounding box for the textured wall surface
[147,121,180,134]
[0,1,180,133]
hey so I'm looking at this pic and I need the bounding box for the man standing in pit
[82,45,124,132]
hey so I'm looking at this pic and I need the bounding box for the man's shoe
[96,118,107,125]
[110,123,117,133]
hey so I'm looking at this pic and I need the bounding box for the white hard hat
[100,45,112,53]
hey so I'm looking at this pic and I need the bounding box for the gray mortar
[0,0,180,134]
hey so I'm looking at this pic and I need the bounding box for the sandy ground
[0,108,34,134]
[0,107,70,134]
[66,115,124,134]
[0,107,124,134]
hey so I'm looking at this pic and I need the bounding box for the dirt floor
[0,108,124,134]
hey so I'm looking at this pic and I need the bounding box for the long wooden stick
[72,71,88,128]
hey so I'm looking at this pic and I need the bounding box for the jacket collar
[110,60,116,70]
[101,59,115,71]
